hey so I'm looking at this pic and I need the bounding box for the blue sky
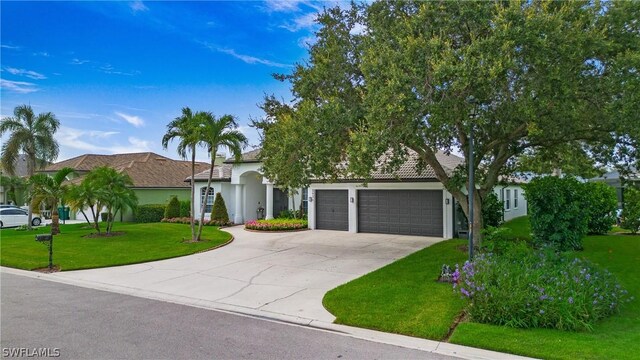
[1,1,336,162]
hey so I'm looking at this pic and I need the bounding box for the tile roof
[43,152,210,188]
[224,148,261,163]
[366,150,464,181]
[189,163,233,182]
[200,148,464,182]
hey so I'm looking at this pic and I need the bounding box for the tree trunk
[197,150,217,241]
[51,208,60,235]
[448,188,484,248]
[80,209,91,225]
[190,149,197,242]
[91,204,101,234]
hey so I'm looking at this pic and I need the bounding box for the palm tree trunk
[51,207,60,235]
[91,203,101,234]
[197,150,217,241]
[80,209,91,225]
[27,155,35,231]
[190,148,197,242]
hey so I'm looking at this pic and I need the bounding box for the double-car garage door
[315,189,443,236]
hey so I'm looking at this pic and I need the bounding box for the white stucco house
[191,148,527,239]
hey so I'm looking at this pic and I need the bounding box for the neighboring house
[589,169,640,209]
[192,148,528,238]
[0,154,32,205]
[41,152,212,221]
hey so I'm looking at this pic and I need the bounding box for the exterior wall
[192,182,234,221]
[494,185,528,222]
[309,182,452,238]
[242,175,266,222]
[120,188,191,222]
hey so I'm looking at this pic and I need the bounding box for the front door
[273,188,289,218]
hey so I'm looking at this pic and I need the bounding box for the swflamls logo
[2,348,60,358]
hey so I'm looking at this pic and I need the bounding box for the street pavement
[1,272,460,360]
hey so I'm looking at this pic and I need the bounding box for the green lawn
[0,223,232,271]
[323,217,640,359]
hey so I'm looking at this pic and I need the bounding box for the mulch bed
[33,265,61,273]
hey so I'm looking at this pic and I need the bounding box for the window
[505,189,511,210]
[514,189,519,209]
[302,188,309,215]
[200,187,215,213]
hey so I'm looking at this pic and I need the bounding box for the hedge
[164,196,181,219]
[135,204,165,223]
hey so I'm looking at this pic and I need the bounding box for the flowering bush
[245,219,308,231]
[160,217,231,226]
[453,244,632,331]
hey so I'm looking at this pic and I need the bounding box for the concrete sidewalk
[1,226,536,359]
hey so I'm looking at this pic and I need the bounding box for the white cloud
[216,47,291,68]
[33,51,50,57]
[4,67,47,80]
[115,112,145,127]
[0,79,38,93]
[297,35,317,49]
[100,64,140,76]
[280,12,318,32]
[56,127,150,156]
[129,1,149,13]
[70,58,90,65]
[264,0,303,12]
[0,44,20,50]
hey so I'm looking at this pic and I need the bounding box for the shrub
[524,176,588,250]
[245,219,308,231]
[211,192,229,223]
[621,187,640,234]
[160,217,230,226]
[583,182,617,234]
[276,209,307,220]
[164,196,181,219]
[481,226,518,254]
[134,204,165,223]
[482,192,504,228]
[179,200,190,218]
[453,245,632,331]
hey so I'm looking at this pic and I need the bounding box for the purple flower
[539,309,545,314]
[460,287,470,298]
[568,297,574,304]
[452,269,460,282]
[539,295,549,301]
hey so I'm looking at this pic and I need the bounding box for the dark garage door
[316,190,348,231]
[358,190,443,236]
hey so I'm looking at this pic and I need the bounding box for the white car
[0,208,42,228]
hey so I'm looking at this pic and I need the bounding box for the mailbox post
[35,234,54,270]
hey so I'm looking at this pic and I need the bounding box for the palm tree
[29,167,75,235]
[84,166,138,235]
[196,113,247,241]
[0,174,26,205]
[1,104,60,229]
[67,181,98,226]
[162,107,201,242]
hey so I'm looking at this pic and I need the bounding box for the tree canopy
[257,0,640,245]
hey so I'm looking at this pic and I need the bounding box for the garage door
[358,190,443,236]
[316,190,348,231]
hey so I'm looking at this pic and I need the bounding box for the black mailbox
[35,234,53,242]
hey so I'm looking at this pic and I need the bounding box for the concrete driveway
[48,226,443,324]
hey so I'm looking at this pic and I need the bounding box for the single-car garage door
[316,190,348,231]
[358,190,443,236]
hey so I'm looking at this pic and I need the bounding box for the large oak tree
[258,1,639,246]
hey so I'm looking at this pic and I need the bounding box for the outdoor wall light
[309,196,313,202]
[350,197,355,203]
[445,198,450,205]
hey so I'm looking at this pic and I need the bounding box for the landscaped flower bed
[160,217,231,226]
[453,244,632,331]
[245,219,308,231]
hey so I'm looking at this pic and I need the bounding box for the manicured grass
[323,216,640,359]
[450,232,640,360]
[323,238,467,339]
[0,222,232,271]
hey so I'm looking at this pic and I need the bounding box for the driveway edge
[1,266,536,360]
